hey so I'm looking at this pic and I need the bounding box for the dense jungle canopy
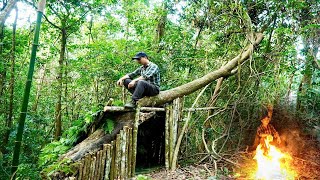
[0,0,319,179]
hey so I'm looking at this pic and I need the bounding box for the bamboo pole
[165,105,170,170]
[183,106,220,112]
[101,145,107,180]
[87,154,92,180]
[96,149,103,179]
[115,134,121,179]
[88,153,93,180]
[131,106,140,177]
[90,153,97,180]
[173,98,181,145]
[84,154,90,180]
[125,126,130,178]
[81,154,86,180]
[119,130,124,179]
[104,144,112,180]
[94,151,100,179]
[120,128,127,179]
[100,144,107,180]
[11,0,46,176]
[110,141,115,180]
[77,159,84,180]
[168,103,174,169]
[128,127,132,177]
[99,150,104,179]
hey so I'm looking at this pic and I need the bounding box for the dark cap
[132,52,148,60]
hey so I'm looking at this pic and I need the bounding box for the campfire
[253,135,296,179]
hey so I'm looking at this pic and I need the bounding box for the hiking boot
[124,100,136,109]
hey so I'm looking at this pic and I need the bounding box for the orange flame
[253,135,296,180]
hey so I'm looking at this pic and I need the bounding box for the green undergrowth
[40,158,79,178]
[38,106,105,176]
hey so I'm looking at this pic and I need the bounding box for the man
[256,105,281,145]
[250,105,281,152]
[117,52,160,108]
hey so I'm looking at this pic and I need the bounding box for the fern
[103,119,115,134]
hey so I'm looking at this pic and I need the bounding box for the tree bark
[0,0,18,26]
[138,33,264,107]
[55,28,67,140]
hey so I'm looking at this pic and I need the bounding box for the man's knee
[136,80,148,87]
[123,78,132,87]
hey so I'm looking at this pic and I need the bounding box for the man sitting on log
[117,52,160,108]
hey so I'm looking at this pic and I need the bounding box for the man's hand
[128,80,136,89]
[117,79,124,86]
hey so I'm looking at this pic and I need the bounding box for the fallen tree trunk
[139,32,264,106]
[59,112,135,161]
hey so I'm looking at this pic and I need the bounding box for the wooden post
[95,150,101,179]
[115,133,121,179]
[169,103,174,169]
[77,159,84,180]
[110,141,115,180]
[124,126,130,178]
[131,106,140,177]
[83,154,89,180]
[99,150,104,179]
[165,104,170,170]
[121,127,127,179]
[128,127,132,177]
[90,153,97,180]
[104,144,112,180]
[100,145,107,180]
[165,98,183,170]
[172,98,182,146]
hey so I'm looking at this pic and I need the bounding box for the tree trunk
[55,28,67,140]
[2,6,18,153]
[0,22,6,108]
[139,33,264,107]
[0,0,18,26]
[32,65,47,112]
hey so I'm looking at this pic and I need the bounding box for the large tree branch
[0,0,18,25]
[43,14,61,30]
[138,32,264,107]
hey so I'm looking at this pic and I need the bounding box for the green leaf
[104,119,115,134]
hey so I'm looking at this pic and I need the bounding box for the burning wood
[252,106,296,179]
[254,135,296,179]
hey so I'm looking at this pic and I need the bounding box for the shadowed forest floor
[136,138,319,180]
